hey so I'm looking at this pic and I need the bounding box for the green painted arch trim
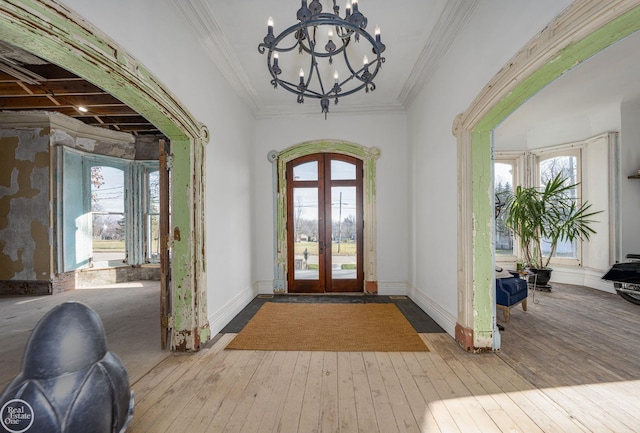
[478,6,640,132]
[0,0,209,351]
[277,139,381,202]
[278,140,379,161]
[274,140,380,291]
[468,5,640,348]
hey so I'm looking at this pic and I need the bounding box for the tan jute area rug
[225,303,428,352]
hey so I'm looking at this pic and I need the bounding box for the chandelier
[259,0,386,118]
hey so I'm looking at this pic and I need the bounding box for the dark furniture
[496,272,528,322]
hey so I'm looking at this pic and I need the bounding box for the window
[91,164,126,267]
[494,161,515,256]
[495,133,615,272]
[538,151,580,260]
[60,147,160,271]
[146,169,160,263]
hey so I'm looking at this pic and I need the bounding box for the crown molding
[255,102,406,120]
[174,0,475,116]
[173,0,261,114]
[398,0,479,108]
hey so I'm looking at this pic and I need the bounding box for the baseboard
[255,280,276,294]
[550,266,615,293]
[377,281,409,296]
[253,280,409,295]
[207,284,258,336]
[408,285,457,336]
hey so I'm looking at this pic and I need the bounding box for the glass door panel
[293,161,319,181]
[286,153,362,293]
[293,187,319,281]
[331,159,356,180]
[331,186,357,280]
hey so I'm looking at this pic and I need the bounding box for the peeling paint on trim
[0,0,210,351]
[274,140,381,292]
[455,0,640,351]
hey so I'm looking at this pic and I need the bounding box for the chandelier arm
[284,80,327,99]
[310,57,327,96]
[269,15,358,59]
[276,79,325,98]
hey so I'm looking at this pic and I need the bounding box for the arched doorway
[286,153,364,293]
[454,0,640,351]
[270,140,380,294]
[0,0,209,351]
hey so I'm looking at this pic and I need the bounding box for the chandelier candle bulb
[352,0,359,13]
[267,17,273,32]
[334,70,339,83]
[299,68,305,84]
[363,55,369,66]
[345,0,351,17]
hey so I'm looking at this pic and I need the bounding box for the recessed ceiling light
[77,106,88,113]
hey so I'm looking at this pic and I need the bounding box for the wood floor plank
[161,348,249,433]
[257,351,299,433]
[466,352,591,433]
[129,336,234,432]
[221,351,278,433]
[320,352,339,433]
[276,351,311,433]
[582,381,640,431]
[298,351,324,433]
[401,352,460,433]
[350,353,380,433]
[196,350,268,433]
[362,351,400,433]
[413,340,486,433]
[426,337,503,433]
[428,334,548,433]
[388,352,441,433]
[336,352,359,433]
[239,351,291,433]
[375,352,421,433]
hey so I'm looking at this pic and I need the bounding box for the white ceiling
[173,0,478,117]
[495,29,640,149]
[172,0,640,130]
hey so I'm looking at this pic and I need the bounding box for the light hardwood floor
[2,282,640,432]
[126,283,640,433]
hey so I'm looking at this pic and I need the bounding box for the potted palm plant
[503,173,601,289]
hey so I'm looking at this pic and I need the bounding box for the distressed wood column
[0,0,210,351]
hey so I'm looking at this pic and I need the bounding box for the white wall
[620,100,640,259]
[407,1,573,334]
[59,0,256,335]
[252,112,409,293]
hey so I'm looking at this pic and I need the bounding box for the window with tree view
[146,169,160,263]
[494,162,514,256]
[539,153,579,259]
[91,165,126,267]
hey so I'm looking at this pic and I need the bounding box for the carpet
[225,303,428,352]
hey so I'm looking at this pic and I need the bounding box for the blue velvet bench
[496,270,528,322]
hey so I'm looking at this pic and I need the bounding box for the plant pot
[527,268,552,291]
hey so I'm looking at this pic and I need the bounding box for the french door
[287,153,363,293]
